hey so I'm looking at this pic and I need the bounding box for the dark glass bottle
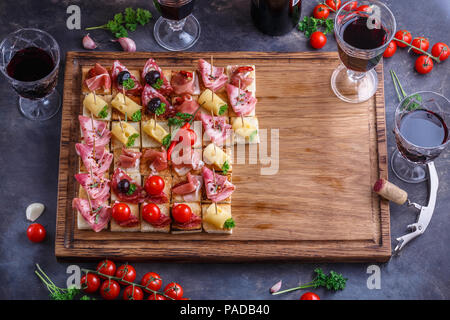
[251,0,302,36]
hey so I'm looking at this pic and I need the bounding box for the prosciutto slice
[172,173,203,202]
[111,60,142,95]
[171,147,204,176]
[226,83,257,116]
[200,113,232,145]
[229,66,254,90]
[141,58,173,96]
[118,147,141,169]
[202,166,235,202]
[174,95,201,120]
[142,147,168,173]
[141,84,175,119]
[198,59,228,92]
[72,198,111,232]
[75,143,113,176]
[111,168,146,203]
[171,71,199,95]
[74,173,110,201]
[85,63,111,92]
[79,115,111,148]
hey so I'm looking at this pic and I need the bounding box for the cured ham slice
[173,95,201,120]
[74,173,110,201]
[111,168,145,203]
[141,58,173,96]
[229,66,254,90]
[118,214,139,227]
[198,59,228,92]
[141,84,175,119]
[172,147,204,176]
[85,63,111,92]
[200,113,232,145]
[226,83,257,116]
[111,60,142,95]
[171,71,200,95]
[172,173,203,202]
[79,115,111,148]
[118,147,141,169]
[172,212,202,229]
[72,198,111,232]
[142,147,168,173]
[75,143,113,175]
[202,166,235,202]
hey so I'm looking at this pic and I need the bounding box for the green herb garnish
[131,110,141,121]
[127,183,137,195]
[35,264,83,300]
[122,78,135,90]
[298,16,334,38]
[126,133,139,147]
[249,130,258,141]
[168,117,185,128]
[162,134,171,149]
[97,105,108,119]
[218,104,228,116]
[221,160,230,175]
[155,102,166,116]
[223,218,235,229]
[168,112,193,128]
[151,78,164,90]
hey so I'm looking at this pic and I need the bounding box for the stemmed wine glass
[332,0,396,103]
[153,0,200,51]
[0,28,60,121]
[392,91,450,183]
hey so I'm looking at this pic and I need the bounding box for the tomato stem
[271,282,316,295]
[395,39,440,63]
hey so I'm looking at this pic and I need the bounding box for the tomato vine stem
[394,39,441,63]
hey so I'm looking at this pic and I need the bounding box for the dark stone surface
[0,0,449,300]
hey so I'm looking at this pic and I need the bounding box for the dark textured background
[0,0,449,300]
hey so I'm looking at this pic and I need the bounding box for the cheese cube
[198,89,228,116]
[231,116,260,144]
[203,143,231,172]
[202,203,233,234]
[111,93,142,121]
[143,119,169,144]
[111,121,140,149]
[83,93,110,120]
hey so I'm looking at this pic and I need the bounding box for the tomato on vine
[383,41,397,58]
[415,55,434,74]
[300,292,321,300]
[80,273,101,293]
[325,0,341,11]
[313,4,330,20]
[123,285,144,300]
[148,293,166,300]
[394,30,412,47]
[99,279,120,300]
[164,282,184,300]
[356,4,372,13]
[115,264,137,285]
[96,259,116,279]
[411,37,429,54]
[310,31,327,49]
[343,1,357,11]
[431,42,449,61]
[141,272,163,292]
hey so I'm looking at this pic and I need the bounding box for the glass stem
[347,69,366,81]
[166,18,187,32]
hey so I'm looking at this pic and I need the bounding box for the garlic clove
[270,280,282,293]
[117,37,136,52]
[82,34,97,50]
[26,203,45,222]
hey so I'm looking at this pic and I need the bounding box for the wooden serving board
[55,52,390,262]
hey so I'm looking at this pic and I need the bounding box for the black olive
[146,97,161,114]
[117,179,130,193]
[117,71,131,85]
[145,70,161,85]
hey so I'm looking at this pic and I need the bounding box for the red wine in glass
[6,46,57,99]
[155,0,195,21]
[396,109,449,163]
[337,16,388,72]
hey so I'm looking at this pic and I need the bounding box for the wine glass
[392,91,450,183]
[0,28,60,121]
[153,0,201,51]
[331,0,396,103]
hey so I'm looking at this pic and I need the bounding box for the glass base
[19,89,61,121]
[154,15,200,51]
[331,64,378,103]
[391,150,428,183]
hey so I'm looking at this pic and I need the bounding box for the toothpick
[214,202,218,215]
[210,109,215,129]
[210,55,213,78]
[92,135,96,158]
[241,114,244,126]
[154,114,157,129]
[92,90,97,104]
[118,115,125,133]
[122,87,126,104]
[86,189,93,213]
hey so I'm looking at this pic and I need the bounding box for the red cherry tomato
[300,292,321,300]
[313,5,330,19]
[172,204,192,224]
[310,31,327,49]
[356,4,372,13]
[325,0,341,11]
[123,285,144,300]
[164,282,184,300]
[99,279,120,300]
[148,293,166,300]
[112,202,131,223]
[411,37,429,54]
[142,203,161,223]
[431,42,449,61]
[141,272,163,292]
[115,264,137,285]
[415,55,434,74]
[394,30,412,48]
[80,273,101,293]
[343,1,358,11]
[383,41,397,58]
[26,223,46,243]
[145,175,165,195]
[96,259,116,279]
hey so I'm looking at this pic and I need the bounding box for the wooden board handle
[373,178,408,205]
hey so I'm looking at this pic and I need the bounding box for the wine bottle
[251,0,302,36]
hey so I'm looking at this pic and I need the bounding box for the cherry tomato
[356,4,372,13]
[142,203,161,224]
[96,259,116,279]
[325,0,341,11]
[80,273,101,293]
[26,223,46,243]
[115,264,137,285]
[431,42,449,61]
[99,279,120,300]
[141,272,163,292]
[300,292,320,300]
[383,41,397,58]
[145,175,165,195]
[123,285,144,300]
[112,202,131,223]
[411,37,429,55]
[343,1,358,11]
[164,282,184,300]
[172,204,192,224]
[148,293,166,300]
[394,30,412,48]
[415,55,434,74]
[313,5,330,19]
[310,31,327,49]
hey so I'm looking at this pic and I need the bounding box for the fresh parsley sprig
[168,112,193,128]
[298,16,334,38]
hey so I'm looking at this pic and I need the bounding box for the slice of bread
[81,66,112,95]
[140,203,171,233]
[201,203,233,234]
[110,203,140,232]
[171,202,202,233]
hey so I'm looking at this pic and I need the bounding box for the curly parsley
[223,218,235,229]
[151,78,164,90]
[98,105,108,119]
[298,16,334,38]
[155,102,166,116]
[221,160,230,175]
[131,110,141,122]
[122,78,135,90]
[126,133,139,147]
[162,134,172,149]
[218,104,228,116]
[126,183,137,195]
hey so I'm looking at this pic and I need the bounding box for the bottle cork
[373,178,408,205]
